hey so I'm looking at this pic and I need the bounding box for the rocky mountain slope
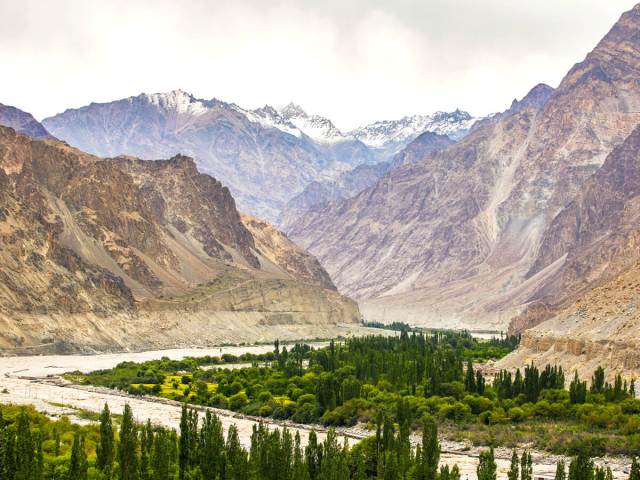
[498,258,640,380]
[510,124,640,334]
[288,4,640,331]
[0,103,51,138]
[280,131,454,231]
[0,125,359,353]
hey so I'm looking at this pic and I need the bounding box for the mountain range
[289,3,640,376]
[3,3,640,377]
[40,92,477,224]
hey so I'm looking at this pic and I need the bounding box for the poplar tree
[464,361,476,393]
[478,448,497,480]
[629,458,640,480]
[508,450,519,480]
[15,410,35,480]
[568,452,594,480]
[97,403,115,476]
[521,451,533,480]
[226,424,249,480]
[421,416,440,480]
[119,404,139,480]
[68,432,88,480]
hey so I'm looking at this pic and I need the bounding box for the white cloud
[0,0,636,129]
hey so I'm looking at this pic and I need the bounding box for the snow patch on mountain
[349,109,478,148]
[143,89,211,116]
[240,105,302,137]
[279,103,348,144]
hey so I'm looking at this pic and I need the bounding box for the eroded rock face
[0,126,359,352]
[510,123,640,334]
[498,259,640,380]
[240,214,336,290]
[288,5,640,330]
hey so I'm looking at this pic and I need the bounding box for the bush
[439,401,470,421]
[209,393,229,409]
[439,382,465,400]
[297,394,316,406]
[464,394,493,414]
[229,392,249,410]
[508,407,526,422]
[257,391,273,403]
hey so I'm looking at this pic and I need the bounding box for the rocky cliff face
[497,258,640,380]
[509,123,640,334]
[0,103,51,138]
[0,126,359,353]
[288,4,640,330]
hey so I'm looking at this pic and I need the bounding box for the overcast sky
[0,0,637,129]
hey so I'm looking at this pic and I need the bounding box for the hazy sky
[0,0,637,129]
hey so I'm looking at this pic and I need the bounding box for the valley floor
[0,344,633,480]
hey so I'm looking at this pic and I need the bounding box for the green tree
[521,451,532,480]
[421,416,440,480]
[591,367,605,394]
[555,460,566,480]
[464,361,476,393]
[508,450,519,480]
[629,458,640,480]
[151,428,173,480]
[568,453,594,480]
[96,403,115,477]
[68,432,88,480]
[199,411,225,480]
[226,424,249,480]
[15,410,35,480]
[570,372,587,404]
[119,404,139,480]
[478,448,497,480]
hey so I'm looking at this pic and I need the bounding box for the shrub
[229,391,249,410]
[508,407,525,422]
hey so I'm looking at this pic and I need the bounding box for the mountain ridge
[287,3,640,332]
[0,124,359,353]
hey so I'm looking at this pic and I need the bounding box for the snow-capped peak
[238,104,302,137]
[279,102,308,119]
[143,90,211,116]
[278,103,347,144]
[349,110,478,148]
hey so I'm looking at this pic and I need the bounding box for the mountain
[42,92,479,223]
[0,103,51,138]
[500,122,640,379]
[280,162,394,232]
[0,125,359,353]
[42,90,341,223]
[288,4,640,332]
[280,131,454,231]
[511,124,640,334]
[348,109,477,159]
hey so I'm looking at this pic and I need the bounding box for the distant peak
[143,89,211,115]
[280,102,307,119]
[509,83,554,113]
